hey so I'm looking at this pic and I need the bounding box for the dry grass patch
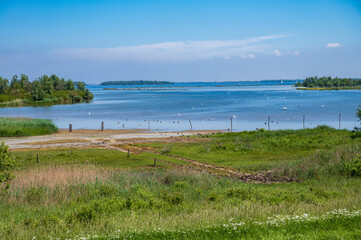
[11,165,112,189]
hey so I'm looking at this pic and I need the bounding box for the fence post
[101,121,104,131]
[268,116,270,131]
[36,154,39,163]
[154,158,157,166]
[69,124,72,132]
[127,149,130,158]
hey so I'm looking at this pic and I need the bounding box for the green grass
[1,127,361,239]
[138,126,357,171]
[13,148,183,169]
[0,117,58,137]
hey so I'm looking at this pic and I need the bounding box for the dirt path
[2,129,291,183]
[1,129,221,150]
[109,142,292,183]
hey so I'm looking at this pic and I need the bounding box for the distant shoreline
[103,83,294,90]
[100,80,174,86]
[297,86,361,90]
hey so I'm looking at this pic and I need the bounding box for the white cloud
[241,54,255,59]
[273,50,282,56]
[51,34,292,62]
[326,43,341,48]
[287,50,300,56]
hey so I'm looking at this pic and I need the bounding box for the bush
[342,155,361,177]
[0,142,18,193]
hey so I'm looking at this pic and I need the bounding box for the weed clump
[342,155,361,177]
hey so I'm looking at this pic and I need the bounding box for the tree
[76,82,86,92]
[10,75,21,90]
[0,77,9,94]
[31,80,44,101]
[84,89,93,100]
[19,74,30,92]
[357,106,361,123]
[39,75,54,95]
[0,142,18,193]
[50,74,62,91]
[65,79,75,91]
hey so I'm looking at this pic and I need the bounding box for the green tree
[10,75,21,90]
[0,77,9,94]
[84,89,93,100]
[39,75,54,95]
[76,82,86,92]
[31,80,44,101]
[19,74,31,92]
[357,106,361,123]
[66,79,75,91]
[0,142,18,193]
[50,74,62,91]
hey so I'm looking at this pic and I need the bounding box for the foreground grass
[2,127,361,239]
[0,117,58,137]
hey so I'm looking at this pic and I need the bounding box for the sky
[0,0,360,83]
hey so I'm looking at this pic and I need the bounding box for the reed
[0,117,58,137]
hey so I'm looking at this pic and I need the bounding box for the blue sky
[0,0,360,83]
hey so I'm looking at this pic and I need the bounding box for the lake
[1,81,360,131]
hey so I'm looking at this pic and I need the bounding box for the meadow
[0,117,58,137]
[1,126,361,239]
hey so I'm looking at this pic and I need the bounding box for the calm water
[1,82,360,131]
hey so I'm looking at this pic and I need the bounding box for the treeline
[295,76,361,88]
[0,74,93,105]
[100,80,173,86]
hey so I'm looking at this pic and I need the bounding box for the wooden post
[148,120,150,131]
[339,113,341,129]
[101,121,104,131]
[303,115,305,129]
[127,149,130,158]
[268,116,270,131]
[36,154,39,163]
[154,158,157,166]
[69,124,72,132]
[230,117,233,132]
[189,118,193,131]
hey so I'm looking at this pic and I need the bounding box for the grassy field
[1,126,361,239]
[0,117,58,137]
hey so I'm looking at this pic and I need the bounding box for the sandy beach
[1,129,224,150]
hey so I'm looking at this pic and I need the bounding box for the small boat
[283,107,287,111]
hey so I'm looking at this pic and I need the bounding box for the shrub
[73,206,96,222]
[0,142,18,193]
[342,155,361,177]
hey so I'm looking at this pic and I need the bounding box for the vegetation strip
[0,117,58,137]
[0,74,93,107]
[295,76,361,89]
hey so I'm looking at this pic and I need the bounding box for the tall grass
[0,117,58,137]
[278,144,361,180]
[2,166,361,239]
